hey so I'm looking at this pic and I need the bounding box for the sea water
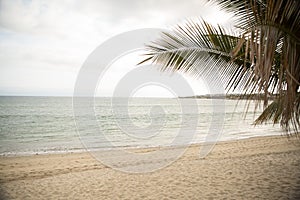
[0,96,282,156]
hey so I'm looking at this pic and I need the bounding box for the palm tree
[140,0,300,133]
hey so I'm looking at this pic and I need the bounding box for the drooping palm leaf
[255,99,282,125]
[224,0,300,132]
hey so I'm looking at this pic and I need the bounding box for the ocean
[0,96,282,156]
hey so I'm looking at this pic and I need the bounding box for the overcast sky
[0,0,233,97]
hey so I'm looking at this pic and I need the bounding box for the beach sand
[1,136,300,199]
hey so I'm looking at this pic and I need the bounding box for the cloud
[0,0,229,38]
[0,0,233,96]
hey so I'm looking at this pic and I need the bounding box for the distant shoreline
[179,94,278,100]
[0,94,278,100]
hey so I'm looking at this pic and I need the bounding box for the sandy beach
[1,135,300,200]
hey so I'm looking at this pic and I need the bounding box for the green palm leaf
[140,20,250,90]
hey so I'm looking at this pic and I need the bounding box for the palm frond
[226,0,300,132]
[140,0,300,133]
[141,19,251,91]
[255,99,282,124]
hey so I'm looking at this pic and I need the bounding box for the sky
[0,0,233,97]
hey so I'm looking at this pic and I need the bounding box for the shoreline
[0,135,297,162]
[0,133,286,157]
[1,135,300,199]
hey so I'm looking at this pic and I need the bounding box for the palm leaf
[140,0,300,134]
[141,19,250,90]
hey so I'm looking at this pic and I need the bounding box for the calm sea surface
[0,96,282,155]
